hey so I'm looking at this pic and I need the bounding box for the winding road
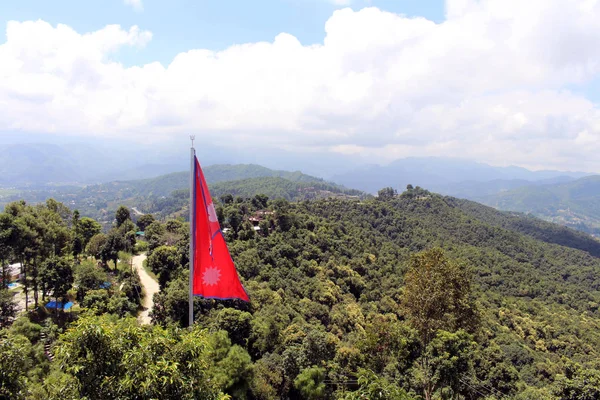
[132,253,159,325]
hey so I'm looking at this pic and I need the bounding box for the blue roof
[45,301,74,310]
[100,281,111,289]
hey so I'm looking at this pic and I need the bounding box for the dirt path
[132,253,158,325]
[132,207,144,216]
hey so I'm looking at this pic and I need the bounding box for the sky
[1,0,600,172]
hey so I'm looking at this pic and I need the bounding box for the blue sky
[0,0,445,66]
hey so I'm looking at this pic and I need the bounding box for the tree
[344,369,412,400]
[73,261,107,301]
[145,221,166,252]
[50,314,225,400]
[101,230,126,269]
[377,187,397,200]
[0,289,17,328]
[78,217,102,251]
[0,213,15,289]
[0,332,34,398]
[293,366,326,400]
[412,330,475,400]
[206,330,254,399]
[147,246,180,289]
[151,274,189,327]
[213,308,253,347]
[115,206,131,228]
[220,194,234,205]
[401,248,479,345]
[252,194,269,209]
[87,233,107,263]
[136,214,155,232]
[227,209,243,235]
[401,248,479,400]
[40,257,74,306]
[553,364,600,400]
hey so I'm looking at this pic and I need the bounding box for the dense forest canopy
[1,184,600,399]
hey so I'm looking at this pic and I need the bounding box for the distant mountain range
[4,143,600,236]
[0,142,184,186]
[332,157,591,194]
[0,164,364,224]
[85,163,349,199]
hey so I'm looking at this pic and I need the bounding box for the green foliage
[86,233,107,261]
[293,366,326,400]
[210,177,364,203]
[377,187,397,200]
[206,330,254,399]
[0,289,16,329]
[136,213,155,231]
[343,369,413,400]
[552,364,600,399]
[39,257,73,304]
[147,245,181,289]
[115,205,131,227]
[0,332,33,399]
[4,184,600,398]
[401,248,479,344]
[50,314,225,400]
[8,317,42,344]
[73,261,107,301]
[151,273,189,327]
[412,330,475,399]
[77,217,102,250]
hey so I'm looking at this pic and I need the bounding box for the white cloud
[1,1,600,171]
[124,0,143,12]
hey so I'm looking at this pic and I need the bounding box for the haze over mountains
[0,141,594,188]
[332,157,591,195]
[4,140,600,236]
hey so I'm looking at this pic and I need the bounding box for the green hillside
[481,175,600,235]
[0,164,358,226]
[203,163,328,184]
[2,188,600,398]
[151,188,600,397]
[139,177,365,220]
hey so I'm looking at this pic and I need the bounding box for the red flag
[192,157,249,301]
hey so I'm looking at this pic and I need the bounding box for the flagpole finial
[190,135,195,149]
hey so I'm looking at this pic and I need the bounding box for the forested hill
[3,186,600,398]
[479,175,600,235]
[203,163,329,184]
[149,186,600,398]
[446,197,600,257]
[89,163,334,198]
[0,164,363,225]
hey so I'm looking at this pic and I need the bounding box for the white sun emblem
[202,267,221,286]
[207,202,218,223]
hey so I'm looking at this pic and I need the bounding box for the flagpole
[189,136,196,327]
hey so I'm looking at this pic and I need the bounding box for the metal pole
[189,137,196,327]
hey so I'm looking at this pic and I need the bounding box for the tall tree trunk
[0,262,7,289]
[32,260,39,308]
[21,258,28,311]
